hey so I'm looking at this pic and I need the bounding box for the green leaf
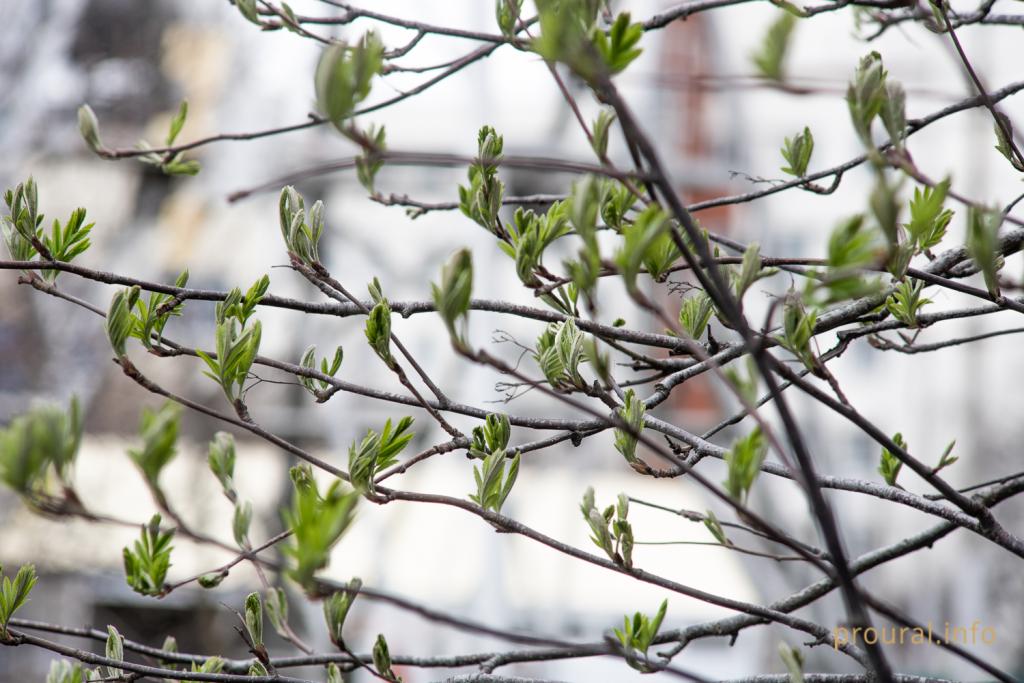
[166,100,188,146]
[879,432,905,486]
[282,477,359,589]
[244,592,263,647]
[372,633,397,679]
[104,626,123,680]
[993,111,1024,172]
[208,432,237,502]
[127,402,180,485]
[235,0,260,24]
[966,206,1003,298]
[77,105,103,153]
[591,109,616,159]
[723,427,767,502]
[0,564,38,636]
[751,11,797,81]
[613,389,646,465]
[780,127,814,177]
[846,52,888,148]
[324,578,362,646]
[314,33,384,129]
[431,249,473,349]
[233,501,253,548]
[365,301,393,365]
[122,514,174,596]
[107,286,140,357]
[495,0,524,37]
[885,279,931,327]
[591,13,644,75]
[779,642,806,683]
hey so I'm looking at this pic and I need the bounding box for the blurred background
[1,1,1023,681]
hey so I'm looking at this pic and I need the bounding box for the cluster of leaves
[136,101,201,175]
[459,126,506,235]
[613,599,668,672]
[723,427,767,503]
[780,127,814,177]
[348,417,415,494]
[533,1,643,82]
[502,201,571,299]
[778,293,819,371]
[0,564,38,638]
[0,398,82,507]
[468,414,520,514]
[966,205,1003,298]
[127,402,180,490]
[534,319,588,390]
[314,32,384,129]
[751,11,798,82]
[279,186,325,267]
[581,488,634,569]
[196,276,268,405]
[613,389,646,466]
[282,466,359,589]
[2,178,93,279]
[104,268,190,356]
[122,514,174,597]
[45,660,100,683]
[298,344,344,397]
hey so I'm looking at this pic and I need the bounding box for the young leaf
[751,11,797,81]
[780,127,814,177]
[879,432,905,486]
[966,206,1003,298]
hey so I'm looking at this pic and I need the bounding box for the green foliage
[167,100,188,145]
[778,294,818,370]
[196,282,265,404]
[324,577,362,646]
[356,123,387,193]
[591,109,616,158]
[966,206,1003,298]
[532,0,603,80]
[935,440,958,473]
[846,52,889,147]
[0,563,38,637]
[127,402,180,485]
[591,13,644,75]
[678,291,714,340]
[432,248,473,349]
[879,432,905,486]
[188,656,225,677]
[724,357,759,406]
[46,660,96,683]
[132,270,189,349]
[993,111,1024,172]
[613,600,668,672]
[502,202,571,299]
[780,127,814,177]
[314,32,384,129]
[122,514,174,597]
[733,241,777,300]
[469,449,520,514]
[880,81,906,151]
[723,427,767,503]
[615,204,670,295]
[235,0,260,24]
[495,0,524,37]
[77,104,103,153]
[886,279,931,327]
[327,663,343,683]
[233,500,253,548]
[906,179,953,253]
[563,176,605,304]
[533,319,587,390]
[107,286,140,357]
[244,592,263,648]
[779,641,806,683]
[104,626,123,680]
[458,126,505,234]
[580,488,634,569]
[702,510,731,546]
[373,633,400,681]
[265,587,290,640]
[132,101,200,175]
[207,432,237,501]
[751,12,797,81]
[365,300,394,366]
[298,345,344,396]
[348,417,415,494]
[279,186,325,266]
[282,468,359,589]
[471,413,511,458]
[613,389,646,465]
[0,397,82,499]
[2,178,93,278]
[870,174,902,249]
[820,215,884,302]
